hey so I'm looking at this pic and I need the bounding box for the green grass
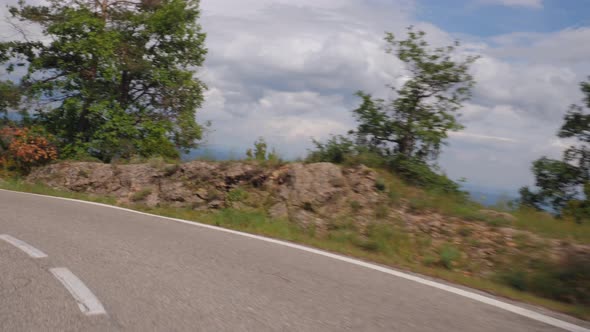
[512,208,590,243]
[1,177,588,320]
[376,169,590,243]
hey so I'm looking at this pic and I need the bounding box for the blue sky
[418,0,589,36]
[1,0,590,195]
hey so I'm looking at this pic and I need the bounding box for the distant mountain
[461,183,518,207]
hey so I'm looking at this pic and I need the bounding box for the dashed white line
[0,234,48,258]
[50,267,107,316]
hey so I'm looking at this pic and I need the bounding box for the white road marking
[0,234,48,258]
[1,189,588,332]
[49,267,106,316]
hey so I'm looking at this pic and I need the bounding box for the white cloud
[477,0,543,9]
[489,28,590,64]
[449,132,518,143]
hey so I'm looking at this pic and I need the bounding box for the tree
[306,28,475,193]
[0,0,207,161]
[520,78,590,221]
[351,27,479,162]
[246,137,279,162]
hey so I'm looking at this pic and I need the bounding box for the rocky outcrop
[27,161,379,229]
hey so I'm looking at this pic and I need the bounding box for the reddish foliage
[0,127,58,173]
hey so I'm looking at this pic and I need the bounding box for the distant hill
[461,184,518,207]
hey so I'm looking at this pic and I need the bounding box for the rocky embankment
[27,161,589,279]
[28,161,380,228]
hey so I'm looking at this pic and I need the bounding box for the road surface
[1,189,588,331]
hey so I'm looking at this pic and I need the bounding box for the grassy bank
[376,170,590,243]
[1,177,588,320]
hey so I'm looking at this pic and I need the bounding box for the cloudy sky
[2,0,590,193]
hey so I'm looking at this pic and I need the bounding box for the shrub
[375,178,386,191]
[77,169,90,178]
[227,187,249,202]
[0,126,58,174]
[131,188,152,202]
[438,244,460,269]
[163,164,181,176]
[307,136,464,195]
[388,155,464,195]
[375,204,388,219]
[497,254,590,305]
[306,135,356,164]
[457,226,473,237]
[245,137,282,164]
[350,200,362,213]
[497,269,528,291]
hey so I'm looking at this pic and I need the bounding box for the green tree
[246,137,279,162]
[520,78,590,221]
[351,27,479,162]
[0,0,207,161]
[308,27,476,193]
[0,81,20,123]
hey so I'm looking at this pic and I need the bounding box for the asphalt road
[1,189,589,332]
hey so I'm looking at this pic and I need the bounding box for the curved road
[1,189,588,331]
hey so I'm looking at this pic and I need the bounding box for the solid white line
[0,234,48,258]
[1,189,588,331]
[49,267,106,316]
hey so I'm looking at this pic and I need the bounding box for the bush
[306,135,355,164]
[350,200,362,213]
[246,137,281,164]
[131,188,152,202]
[497,254,590,305]
[439,244,460,269]
[0,126,58,174]
[388,155,463,194]
[307,137,463,195]
[375,178,386,191]
[227,187,249,202]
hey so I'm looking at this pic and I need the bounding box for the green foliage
[163,164,181,176]
[0,81,20,118]
[349,200,362,213]
[77,169,89,178]
[375,204,389,219]
[388,155,463,194]
[457,226,472,237]
[1,0,207,162]
[351,27,479,162]
[307,27,473,195]
[246,137,281,163]
[374,178,386,191]
[227,187,248,202]
[307,135,357,164]
[497,254,590,305]
[520,78,590,221]
[131,188,152,202]
[438,244,460,269]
